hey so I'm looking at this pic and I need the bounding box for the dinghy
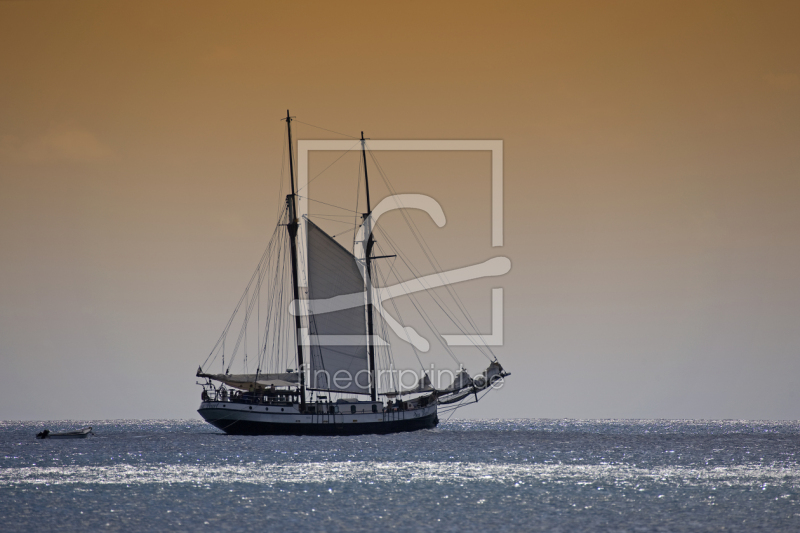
[36,427,93,439]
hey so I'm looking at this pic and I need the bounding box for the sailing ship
[196,111,509,435]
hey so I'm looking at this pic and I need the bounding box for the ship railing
[200,385,296,406]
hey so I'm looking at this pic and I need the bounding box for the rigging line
[373,242,425,372]
[260,240,275,365]
[279,251,292,373]
[374,226,468,364]
[265,231,286,372]
[294,218,311,371]
[331,228,355,239]
[265,252,279,371]
[368,151,496,361]
[259,238,283,368]
[293,120,359,139]
[274,125,288,226]
[263,219,282,367]
[226,238,274,372]
[364,149,486,335]
[273,233,288,373]
[377,235,462,367]
[439,387,496,415]
[257,252,260,373]
[279,207,296,372]
[250,235,272,374]
[369,195,495,363]
[287,120,299,204]
[380,230,490,363]
[303,240,327,384]
[353,150,363,245]
[397,264,462,366]
[297,195,360,213]
[202,221,282,370]
[261,226,286,369]
[442,405,459,425]
[375,311,393,394]
[307,215,355,226]
[225,209,286,371]
[371,258,397,393]
[296,141,361,194]
[271,220,290,365]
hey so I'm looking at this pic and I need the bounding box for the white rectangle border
[297,139,504,346]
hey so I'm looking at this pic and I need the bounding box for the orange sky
[1,1,799,420]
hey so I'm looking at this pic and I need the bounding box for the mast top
[285,110,296,199]
[361,131,371,214]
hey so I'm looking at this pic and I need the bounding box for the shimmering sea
[1,419,799,532]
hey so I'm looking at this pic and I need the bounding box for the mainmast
[361,131,378,402]
[284,110,306,409]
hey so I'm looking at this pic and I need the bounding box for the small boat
[36,427,93,439]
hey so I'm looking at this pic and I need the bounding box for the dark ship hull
[198,402,438,436]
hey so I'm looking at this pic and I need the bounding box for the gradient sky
[1,1,799,420]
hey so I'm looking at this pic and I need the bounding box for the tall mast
[361,131,378,402]
[284,110,306,409]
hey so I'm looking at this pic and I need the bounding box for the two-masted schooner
[196,111,509,435]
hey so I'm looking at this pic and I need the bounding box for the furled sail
[196,369,300,391]
[472,361,506,390]
[445,368,472,392]
[305,220,370,394]
[406,373,433,394]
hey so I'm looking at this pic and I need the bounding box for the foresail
[305,220,369,394]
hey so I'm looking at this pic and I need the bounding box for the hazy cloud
[0,124,114,163]
[764,72,800,91]
[200,45,243,67]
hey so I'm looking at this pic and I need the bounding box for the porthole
[281,408,284,412]
[265,407,269,411]
[249,406,252,410]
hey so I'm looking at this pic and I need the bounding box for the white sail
[305,220,370,394]
[197,371,299,391]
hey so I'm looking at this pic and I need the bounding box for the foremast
[284,110,306,409]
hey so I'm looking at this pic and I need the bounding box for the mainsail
[305,220,370,394]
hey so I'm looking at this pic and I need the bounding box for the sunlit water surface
[1,419,799,531]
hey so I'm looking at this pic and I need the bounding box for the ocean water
[1,419,799,532]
